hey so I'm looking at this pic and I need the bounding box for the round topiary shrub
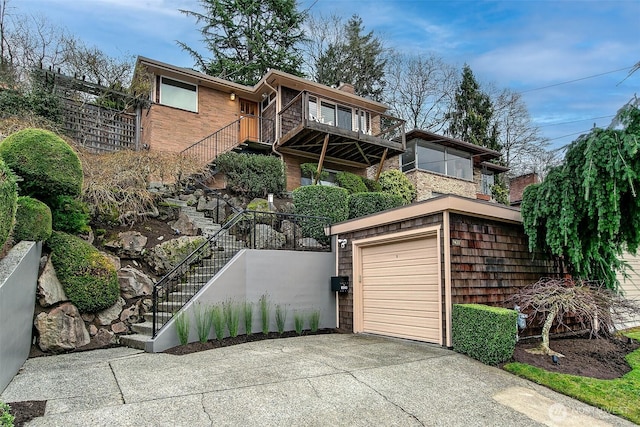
[378,169,416,205]
[13,196,52,242]
[0,158,18,249]
[336,171,368,194]
[47,231,119,313]
[0,128,83,202]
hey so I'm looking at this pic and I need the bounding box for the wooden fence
[60,97,139,153]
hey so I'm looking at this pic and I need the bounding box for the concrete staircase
[120,197,245,351]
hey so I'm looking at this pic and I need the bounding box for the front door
[239,99,259,142]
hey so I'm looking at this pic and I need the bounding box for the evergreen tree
[179,0,306,86]
[315,15,386,101]
[446,65,500,152]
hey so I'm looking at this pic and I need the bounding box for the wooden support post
[314,134,330,185]
[374,148,388,181]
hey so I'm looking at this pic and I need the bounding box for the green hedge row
[336,171,367,194]
[47,231,119,313]
[292,185,349,243]
[452,304,517,365]
[216,152,285,199]
[348,192,404,219]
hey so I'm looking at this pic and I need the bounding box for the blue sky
[19,0,640,150]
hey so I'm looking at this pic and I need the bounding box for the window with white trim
[308,96,370,134]
[158,76,198,112]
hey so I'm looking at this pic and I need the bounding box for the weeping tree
[521,103,640,290]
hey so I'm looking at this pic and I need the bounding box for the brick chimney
[337,82,355,94]
[509,173,540,206]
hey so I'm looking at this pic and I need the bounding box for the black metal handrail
[151,210,331,337]
[180,115,275,166]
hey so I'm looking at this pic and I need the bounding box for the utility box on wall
[331,276,349,293]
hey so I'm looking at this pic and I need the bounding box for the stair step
[144,312,173,323]
[157,300,192,311]
[119,334,151,351]
[131,321,159,335]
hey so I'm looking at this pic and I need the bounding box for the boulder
[111,322,128,334]
[252,224,285,249]
[120,303,139,323]
[89,325,98,336]
[95,297,126,326]
[35,303,90,352]
[170,212,200,236]
[101,251,121,271]
[104,231,147,259]
[281,220,302,244]
[157,203,180,222]
[144,236,208,275]
[93,328,116,346]
[37,257,68,307]
[200,197,227,223]
[118,267,153,299]
[297,237,323,249]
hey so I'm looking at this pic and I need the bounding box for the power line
[538,115,614,128]
[519,66,635,94]
[548,129,591,143]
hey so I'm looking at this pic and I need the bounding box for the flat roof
[328,194,522,235]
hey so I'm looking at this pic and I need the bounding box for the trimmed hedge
[216,152,285,198]
[300,163,328,182]
[362,177,382,192]
[0,158,17,248]
[336,171,367,194]
[47,231,119,313]
[292,185,349,243]
[0,128,82,202]
[452,304,517,365]
[13,196,52,242]
[379,169,416,205]
[50,195,91,234]
[348,192,404,219]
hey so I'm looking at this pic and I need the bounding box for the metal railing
[180,115,275,166]
[151,210,331,337]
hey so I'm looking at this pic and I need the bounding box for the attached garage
[330,195,558,347]
[355,228,441,344]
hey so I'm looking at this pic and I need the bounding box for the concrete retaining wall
[149,249,336,352]
[0,241,42,393]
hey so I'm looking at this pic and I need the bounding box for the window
[307,96,370,133]
[300,167,339,187]
[401,140,472,180]
[481,172,494,195]
[337,106,352,130]
[159,76,197,112]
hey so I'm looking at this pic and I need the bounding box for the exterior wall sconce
[229,92,236,101]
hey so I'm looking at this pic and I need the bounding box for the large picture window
[159,76,197,112]
[308,96,370,134]
[402,140,472,180]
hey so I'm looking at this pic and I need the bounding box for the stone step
[131,321,158,335]
[143,311,173,323]
[164,198,188,207]
[119,334,151,351]
[157,300,191,312]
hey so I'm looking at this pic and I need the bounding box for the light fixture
[230,92,236,101]
[551,355,559,365]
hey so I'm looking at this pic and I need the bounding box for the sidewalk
[1,334,632,426]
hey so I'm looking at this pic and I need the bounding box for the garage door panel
[359,233,441,344]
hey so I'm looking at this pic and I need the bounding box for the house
[388,129,509,202]
[136,56,406,191]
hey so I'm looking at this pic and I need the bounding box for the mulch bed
[510,334,639,379]
[164,329,335,355]
[8,400,46,427]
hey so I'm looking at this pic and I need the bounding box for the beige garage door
[360,236,441,343]
[617,253,640,328]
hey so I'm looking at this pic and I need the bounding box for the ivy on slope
[521,106,640,290]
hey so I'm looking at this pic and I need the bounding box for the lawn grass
[504,327,640,424]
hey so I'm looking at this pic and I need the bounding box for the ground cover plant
[275,304,287,334]
[505,328,640,424]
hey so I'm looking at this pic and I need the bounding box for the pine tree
[179,0,306,86]
[315,15,386,101]
[446,65,500,152]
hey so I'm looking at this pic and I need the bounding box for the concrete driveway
[1,334,633,426]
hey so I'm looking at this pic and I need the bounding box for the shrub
[275,304,287,334]
[0,159,17,249]
[216,152,285,198]
[348,192,404,219]
[308,310,320,333]
[244,302,253,335]
[0,400,14,427]
[210,304,225,340]
[259,294,270,335]
[194,303,212,343]
[13,196,52,242]
[336,171,367,194]
[294,312,304,335]
[292,185,348,244]
[0,128,82,202]
[174,311,191,346]
[223,300,241,338]
[50,195,91,234]
[46,231,119,312]
[300,163,328,182]
[362,177,382,192]
[378,169,416,205]
[452,304,517,365]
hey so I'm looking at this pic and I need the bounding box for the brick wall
[509,173,539,205]
[407,170,477,201]
[141,85,238,153]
